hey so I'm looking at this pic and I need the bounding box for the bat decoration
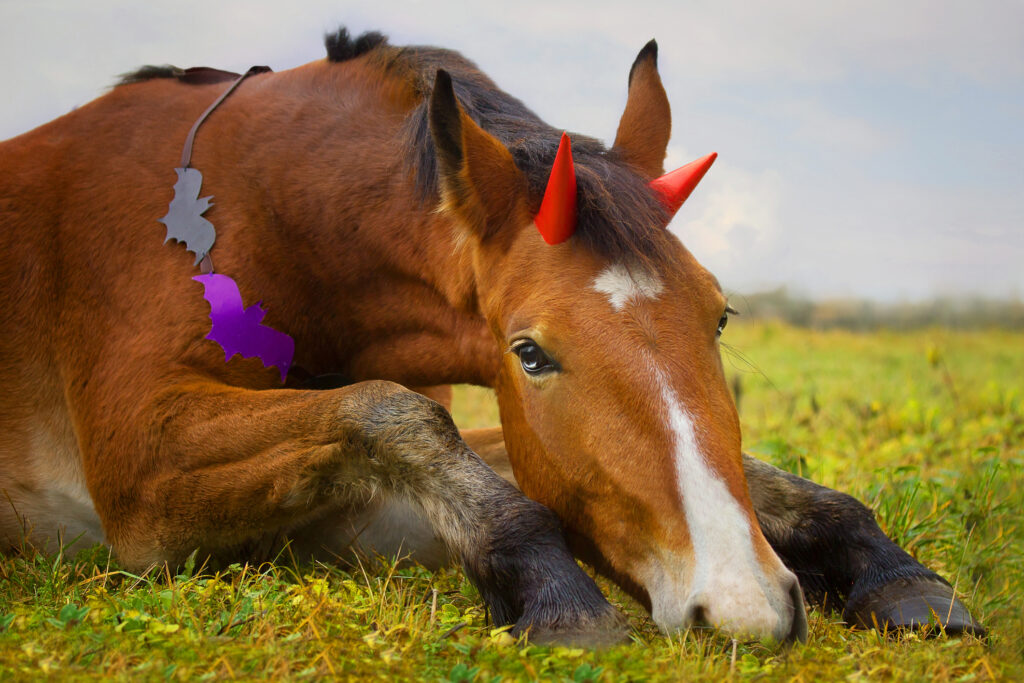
[193,274,295,383]
[159,167,217,266]
[159,67,290,382]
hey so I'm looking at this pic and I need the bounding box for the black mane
[323,28,673,264]
[115,27,386,87]
[325,28,388,62]
[116,65,246,87]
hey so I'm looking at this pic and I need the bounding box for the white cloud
[670,161,785,290]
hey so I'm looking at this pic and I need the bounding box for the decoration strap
[179,65,271,169]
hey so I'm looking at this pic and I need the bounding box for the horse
[0,28,982,644]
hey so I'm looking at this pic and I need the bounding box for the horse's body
[0,29,980,642]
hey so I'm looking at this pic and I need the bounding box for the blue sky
[3,0,1021,301]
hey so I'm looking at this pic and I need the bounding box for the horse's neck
[220,67,500,388]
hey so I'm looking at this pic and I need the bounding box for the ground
[0,321,1020,680]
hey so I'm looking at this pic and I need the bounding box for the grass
[1,321,1021,680]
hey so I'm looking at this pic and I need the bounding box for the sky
[2,0,1022,302]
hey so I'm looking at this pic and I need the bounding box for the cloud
[671,161,784,266]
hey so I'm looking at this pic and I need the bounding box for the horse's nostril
[786,576,809,643]
[685,602,709,629]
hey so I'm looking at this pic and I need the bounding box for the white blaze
[646,370,787,637]
[591,261,796,638]
[592,263,663,311]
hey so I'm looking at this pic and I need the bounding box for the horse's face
[428,47,805,642]
[490,229,804,641]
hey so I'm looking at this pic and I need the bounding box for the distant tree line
[732,288,1024,330]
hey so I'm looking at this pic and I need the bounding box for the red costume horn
[649,152,717,217]
[534,132,578,245]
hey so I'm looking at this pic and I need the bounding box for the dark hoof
[512,604,629,648]
[844,577,986,638]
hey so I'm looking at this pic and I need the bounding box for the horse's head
[427,42,806,643]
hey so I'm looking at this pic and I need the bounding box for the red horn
[649,152,717,217]
[534,132,578,245]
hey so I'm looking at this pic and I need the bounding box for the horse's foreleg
[460,427,515,484]
[93,380,622,644]
[742,454,984,636]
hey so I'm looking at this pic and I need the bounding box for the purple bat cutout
[193,274,294,383]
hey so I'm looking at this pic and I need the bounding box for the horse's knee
[340,380,462,464]
[363,380,454,427]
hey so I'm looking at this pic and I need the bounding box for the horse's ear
[428,69,529,242]
[612,40,672,177]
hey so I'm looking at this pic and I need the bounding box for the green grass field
[1,321,1021,680]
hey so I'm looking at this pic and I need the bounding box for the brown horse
[0,28,981,643]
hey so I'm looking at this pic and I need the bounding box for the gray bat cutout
[158,167,216,266]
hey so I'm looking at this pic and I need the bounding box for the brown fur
[1,35,803,641]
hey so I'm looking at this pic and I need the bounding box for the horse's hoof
[844,577,986,638]
[512,604,629,648]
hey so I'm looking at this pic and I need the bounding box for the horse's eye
[514,341,557,376]
[717,304,737,338]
